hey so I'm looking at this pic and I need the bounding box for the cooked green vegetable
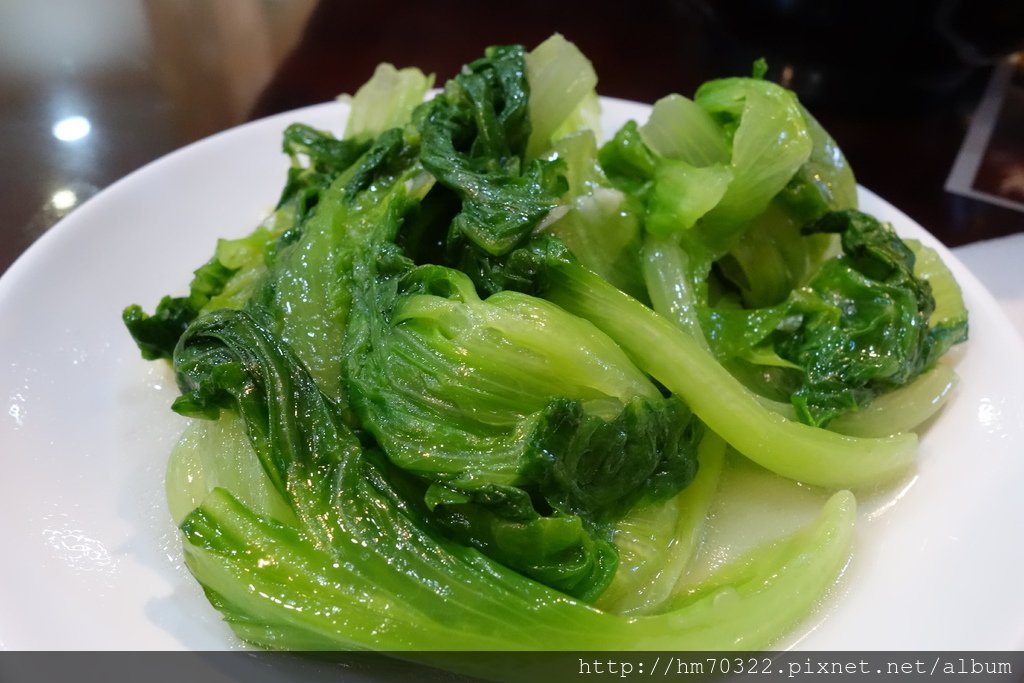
[125,33,967,658]
[343,262,702,599]
[169,305,856,652]
[532,237,919,489]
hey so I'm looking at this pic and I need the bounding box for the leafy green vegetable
[774,210,946,425]
[415,44,568,296]
[523,33,599,158]
[597,431,726,615]
[532,238,919,489]
[247,128,431,405]
[696,210,967,428]
[597,82,848,340]
[342,63,433,140]
[123,255,235,360]
[122,120,376,362]
[342,257,701,598]
[543,130,648,299]
[278,124,372,210]
[591,76,960,430]
[124,35,968,658]
[170,303,857,652]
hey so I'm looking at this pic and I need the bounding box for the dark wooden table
[3,0,1023,276]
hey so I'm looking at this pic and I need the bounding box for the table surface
[3,0,1024,277]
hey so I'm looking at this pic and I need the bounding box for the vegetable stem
[547,262,917,489]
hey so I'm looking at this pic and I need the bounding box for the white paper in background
[953,233,1024,340]
[945,53,1024,343]
[946,53,1024,213]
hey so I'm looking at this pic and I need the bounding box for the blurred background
[2,0,1023,275]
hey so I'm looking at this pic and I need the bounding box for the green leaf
[341,257,703,598]
[250,128,430,404]
[123,256,236,360]
[416,45,567,294]
[342,63,433,139]
[775,210,937,426]
[524,33,599,158]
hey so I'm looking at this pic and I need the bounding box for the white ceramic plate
[1,98,1023,651]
